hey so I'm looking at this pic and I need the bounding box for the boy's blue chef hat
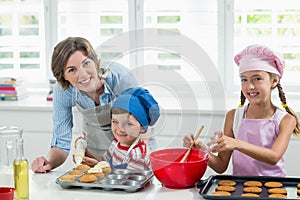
[112,87,160,131]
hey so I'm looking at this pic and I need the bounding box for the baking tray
[198,175,300,199]
[56,168,153,192]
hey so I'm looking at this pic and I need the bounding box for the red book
[0,86,15,90]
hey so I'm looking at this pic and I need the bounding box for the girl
[183,44,300,176]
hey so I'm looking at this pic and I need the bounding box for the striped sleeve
[126,141,151,170]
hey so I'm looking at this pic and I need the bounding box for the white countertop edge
[1,91,300,115]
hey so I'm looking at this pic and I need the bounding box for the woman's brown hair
[51,37,100,89]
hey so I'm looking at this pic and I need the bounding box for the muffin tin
[198,175,300,199]
[56,168,153,192]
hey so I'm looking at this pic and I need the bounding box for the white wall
[0,94,299,176]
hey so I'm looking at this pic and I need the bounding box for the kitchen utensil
[56,168,153,192]
[198,174,300,199]
[0,187,15,200]
[0,126,22,187]
[180,125,204,163]
[150,148,209,189]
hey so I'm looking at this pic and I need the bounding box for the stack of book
[46,79,56,101]
[0,75,28,101]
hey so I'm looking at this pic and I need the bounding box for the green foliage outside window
[100,16,122,24]
[157,16,180,24]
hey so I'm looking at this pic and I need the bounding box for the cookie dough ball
[264,181,283,188]
[243,186,262,194]
[268,188,287,195]
[215,185,236,192]
[241,193,260,197]
[268,193,286,198]
[243,181,262,187]
[211,191,231,196]
[218,180,237,187]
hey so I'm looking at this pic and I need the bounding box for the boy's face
[111,113,144,147]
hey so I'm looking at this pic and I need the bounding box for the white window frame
[2,0,299,97]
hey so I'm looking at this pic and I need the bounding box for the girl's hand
[210,134,237,153]
[183,133,206,150]
[207,130,223,148]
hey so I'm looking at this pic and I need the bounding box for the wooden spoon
[180,125,204,163]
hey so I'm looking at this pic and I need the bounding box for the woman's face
[111,113,144,147]
[63,50,100,93]
[240,70,279,105]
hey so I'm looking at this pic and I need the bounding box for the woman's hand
[81,156,100,167]
[31,156,52,173]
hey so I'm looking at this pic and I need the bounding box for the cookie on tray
[79,174,97,183]
[218,180,237,187]
[264,181,283,188]
[298,183,300,189]
[215,185,236,192]
[268,188,287,195]
[243,181,262,187]
[211,191,231,196]
[297,189,300,195]
[76,164,91,171]
[241,193,260,197]
[268,193,287,198]
[89,172,104,177]
[69,169,84,176]
[243,186,262,194]
[59,174,76,181]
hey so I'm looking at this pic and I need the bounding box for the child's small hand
[81,156,99,167]
[210,134,236,153]
[207,130,223,149]
[183,133,206,150]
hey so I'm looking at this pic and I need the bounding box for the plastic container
[74,137,87,166]
[0,187,15,200]
[150,148,209,189]
[0,126,22,187]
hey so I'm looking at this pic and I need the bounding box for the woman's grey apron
[75,81,116,157]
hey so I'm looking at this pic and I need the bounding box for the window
[0,0,299,96]
[57,0,130,67]
[0,0,46,87]
[233,0,300,93]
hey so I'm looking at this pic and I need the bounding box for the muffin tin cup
[56,168,153,192]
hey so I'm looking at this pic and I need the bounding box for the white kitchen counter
[29,168,204,200]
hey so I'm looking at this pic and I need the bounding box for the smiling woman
[30,37,139,173]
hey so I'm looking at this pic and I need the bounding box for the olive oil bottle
[14,138,29,200]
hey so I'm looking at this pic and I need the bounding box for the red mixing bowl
[0,187,15,200]
[150,148,209,189]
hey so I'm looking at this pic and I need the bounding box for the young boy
[82,87,160,170]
